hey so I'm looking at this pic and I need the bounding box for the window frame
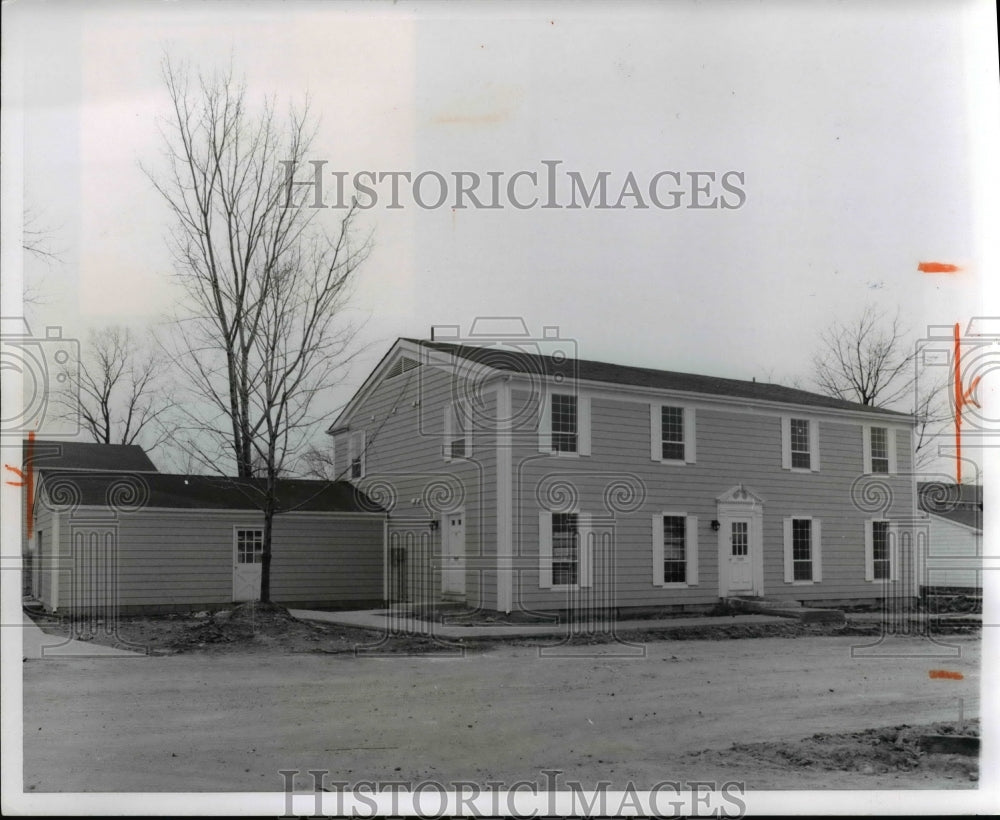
[443,401,471,461]
[538,391,591,456]
[235,528,264,565]
[651,512,699,588]
[538,509,592,589]
[781,416,820,473]
[863,424,897,475]
[783,516,822,584]
[865,519,897,582]
[649,403,697,465]
[348,430,366,480]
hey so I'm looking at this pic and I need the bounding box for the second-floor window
[870,427,889,474]
[661,406,684,461]
[650,404,696,464]
[349,431,366,479]
[551,394,578,453]
[782,416,818,472]
[790,419,811,469]
[444,402,469,460]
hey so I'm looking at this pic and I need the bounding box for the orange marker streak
[24,431,35,538]
[919,262,962,273]
[929,670,964,680]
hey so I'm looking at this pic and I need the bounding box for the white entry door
[441,512,466,597]
[727,518,754,592]
[233,528,263,602]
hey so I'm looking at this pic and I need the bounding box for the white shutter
[651,514,664,586]
[443,404,453,461]
[781,417,791,469]
[888,428,897,475]
[578,512,592,587]
[862,425,872,474]
[578,396,591,456]
[783,517,794,583]
[538,511,553,588]
[684,407,697,464]
[813,519,823,583]
[538,394,552,453]
[889,521,900,582]
[685,515,699,586]
[809,420,820,472]
[650,404,661,461]
[864,520,874,582]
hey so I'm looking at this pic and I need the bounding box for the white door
[441,512,466,597]
[233,529,263,602]
[727,518,754,592]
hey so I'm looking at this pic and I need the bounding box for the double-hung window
[782,416,819,472]
[783,518,822,583]
[650,404,696,463]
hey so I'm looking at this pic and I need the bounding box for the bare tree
[57,326,170,452]
[812,305,949,470]
[812,306,916,407]
[145,56,369,602]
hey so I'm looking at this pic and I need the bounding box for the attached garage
[30,471,386,614]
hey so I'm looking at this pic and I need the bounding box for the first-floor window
[792,519,812,580]
[872,520,890,580]
[551,512,579,585]
[236,529,264,564]
[662,515,687,583]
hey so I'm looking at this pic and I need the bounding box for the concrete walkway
[20,613,145,659]
[289,608,787,639]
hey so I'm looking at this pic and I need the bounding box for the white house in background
[918,482,983,592]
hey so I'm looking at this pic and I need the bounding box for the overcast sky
[4,0,997,477]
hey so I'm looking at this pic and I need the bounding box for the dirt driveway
[22,632,979,792]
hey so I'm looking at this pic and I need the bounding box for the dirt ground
[22,608,981,792]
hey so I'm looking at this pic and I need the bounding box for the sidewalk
[19,613,145,659]
[289,608,787,639]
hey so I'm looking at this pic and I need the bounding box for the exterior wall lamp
[710,520,721,531]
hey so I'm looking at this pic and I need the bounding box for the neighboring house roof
[402,338,912,418]
[24,439,159,473]
[918,482,983,532]
[34,471,384,514]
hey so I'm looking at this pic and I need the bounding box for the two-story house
[328,336,918,614]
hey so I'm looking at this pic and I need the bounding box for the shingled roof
[406,339,911,417]
[35,472,383,514]
[24,439,159,473]
[918,482,983,532]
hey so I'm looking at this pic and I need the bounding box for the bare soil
[22,616,981,792]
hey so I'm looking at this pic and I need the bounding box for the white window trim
[348,430,366,479]
[862,424,897,475]
[538,392,590,457]
[443,401,471,461]
[781,416,820,473]
[539,509,592,589]
[652,512,699,588]
[782,516,822,584]
[864,519,898,583]
[649,403,696,465]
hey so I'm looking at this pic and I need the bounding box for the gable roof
[35,472,383,514]
[918,482,983,532]
[403,338,912,418]
[25,439,158,473]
